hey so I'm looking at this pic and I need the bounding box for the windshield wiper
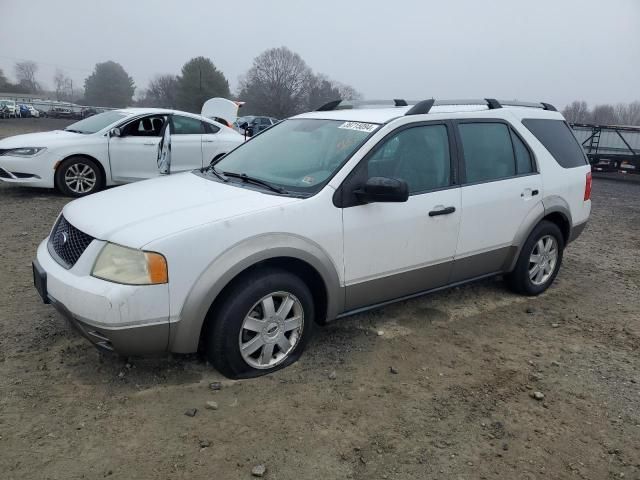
[204,165,228,182]
[64,129,85,134]
[222,171,287,194]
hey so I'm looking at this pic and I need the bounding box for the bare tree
[615,101,640,126]
[146,74,179,108]
[53,69,73,101]
[562,100,590,123]
[590,104,617,125]
[238,47,313,118]
[15,60,40,92]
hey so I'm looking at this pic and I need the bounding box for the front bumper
[0,154,55,188]
[34,239,170,355]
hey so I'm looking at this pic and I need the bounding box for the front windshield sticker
[338,121,378,133]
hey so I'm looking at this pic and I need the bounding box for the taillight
[584,171,592,201]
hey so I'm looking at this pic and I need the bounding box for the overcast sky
[1,0,638,108]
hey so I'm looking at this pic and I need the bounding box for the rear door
[451,119,543,281]
[170,115,205,171]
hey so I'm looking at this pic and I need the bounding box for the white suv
[33,98,591,378]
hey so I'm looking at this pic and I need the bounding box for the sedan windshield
[213,119,379,194]
[64,111,128,134]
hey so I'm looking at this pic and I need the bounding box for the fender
[169,233,344,353]
[504,195,573,272]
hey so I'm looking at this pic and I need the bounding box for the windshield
[64,110,129,134]
[213,118,379,194]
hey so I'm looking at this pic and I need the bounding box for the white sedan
[0,105,244,196]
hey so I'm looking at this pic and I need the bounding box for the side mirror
[240,122,249,130]
[109,127,121,137]
[355,177,409,203]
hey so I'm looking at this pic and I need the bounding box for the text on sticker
[338,122,378,133]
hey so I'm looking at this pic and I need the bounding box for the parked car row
[0,100,107,119]
[0,100,45,118]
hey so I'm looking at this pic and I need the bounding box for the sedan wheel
[64,163,97,195]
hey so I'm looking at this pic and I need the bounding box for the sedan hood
[0,130,85,148]
[62,172,301,248]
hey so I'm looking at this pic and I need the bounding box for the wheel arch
[505,197,572,272]
[169,234,343,353]
[56,153,107,187]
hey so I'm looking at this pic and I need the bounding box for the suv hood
[0,130,84,148]
[61,172,301,248]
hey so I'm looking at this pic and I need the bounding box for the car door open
[108,115,166,183]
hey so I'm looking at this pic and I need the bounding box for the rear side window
[172,115,204,135]
[459,123,515,183]
[522,119,587,168]
[512,132,534,174]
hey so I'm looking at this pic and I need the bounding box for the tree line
[0,47,360,118]
[562,100,640,126]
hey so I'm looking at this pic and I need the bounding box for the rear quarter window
[522,119,587,168]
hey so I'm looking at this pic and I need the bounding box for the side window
[511,131,534,174]
[122,115,165,137]
[202,122,220,134]
[366,125,451,194]
[172,115,204,135]
[522,119,588,168]
[458,123,515,183]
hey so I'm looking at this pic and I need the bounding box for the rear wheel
[55,156,104,197]
[206,268,315,379]
[506,220,565,296]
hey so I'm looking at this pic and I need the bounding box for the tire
[506,220,565,296]
[206,268,315,379]
[55,156,104,197]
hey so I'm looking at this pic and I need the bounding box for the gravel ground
[0,119,639,479]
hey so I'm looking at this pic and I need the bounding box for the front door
[109,114,166,182]
[341,123,462,310]
[451,120,544,282]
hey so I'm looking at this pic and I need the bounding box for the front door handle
[428,206,456,217]
[143,142,157,146]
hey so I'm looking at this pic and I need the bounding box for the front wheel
[55,157,104,197]
[506,220,565,296]
[206,269,315,379]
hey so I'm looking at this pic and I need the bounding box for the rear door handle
[143,142,157,146]
[203,139,215,143]
[428,206,456,217]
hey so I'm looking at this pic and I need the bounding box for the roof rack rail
[405,99,435,116]
[317,98,558,114]
[485,98,502,109]
[316,99,342,111]
[315,99,414,111]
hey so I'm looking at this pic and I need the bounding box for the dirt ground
[1,118,639,480]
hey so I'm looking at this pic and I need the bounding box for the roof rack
[316,98,558,114]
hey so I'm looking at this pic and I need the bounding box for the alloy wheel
[238,291,304,369]
[528,235,558,286]
[64,163,97,194]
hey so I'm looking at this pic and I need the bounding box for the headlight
[1,147,47,157]
[92,243,168,285]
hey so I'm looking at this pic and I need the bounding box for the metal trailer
[571,123,640,174]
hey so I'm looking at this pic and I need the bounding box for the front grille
[0,167,11,179]
[48,215,94,269]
